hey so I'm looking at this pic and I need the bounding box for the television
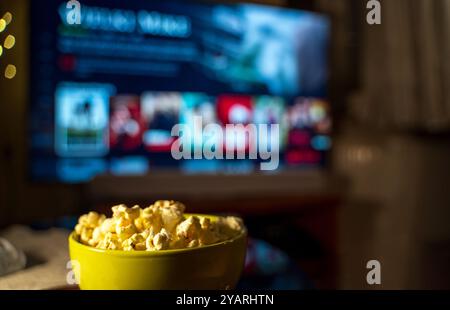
[29,0,331,183]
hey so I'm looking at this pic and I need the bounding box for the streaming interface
[29,0,331,182]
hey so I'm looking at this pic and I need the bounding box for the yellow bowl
[68,214,247,290]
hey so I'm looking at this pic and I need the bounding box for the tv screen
[29,0,331,182]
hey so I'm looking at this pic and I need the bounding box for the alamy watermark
[66,260,80,285]
[171,116,280,171]
[66,0,81,25]
[366,0,381,25]
[366,260,381,285]
[66,1,381,27]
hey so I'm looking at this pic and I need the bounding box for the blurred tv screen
[29,0,331,183]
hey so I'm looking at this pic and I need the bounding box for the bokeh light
[0,19,5,32]
[3,12,12,25]
[5,64,16,79]
[4,34,15,49]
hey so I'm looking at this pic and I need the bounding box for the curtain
[351,0,450,132]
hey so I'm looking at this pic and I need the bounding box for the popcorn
[74,201,245,251]
[152,228,171,251]
[140,206,163,232]
[216,216,245,238]
[176,216,201,241]
[116,221,137,241]
[97,232,121,250]
[90,227,103,246]
[122,233,146,251]
[80,227,93,244]
[112,204,127,219]
[100,218,115,234]
[198,217,221,246]
[124,205,141,221]
[160,205,184,233]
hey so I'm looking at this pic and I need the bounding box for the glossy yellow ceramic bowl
[68,214,247,290]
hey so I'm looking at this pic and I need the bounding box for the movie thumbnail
[141,92,181,152]
[253,95,288,151]
[180,92,218,152]
[55,82,115,157]
[109,95,144,152]
[217,95,254,153]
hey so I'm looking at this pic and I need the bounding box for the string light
[1,11,16,79]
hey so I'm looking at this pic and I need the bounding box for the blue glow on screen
[29,0,331,182]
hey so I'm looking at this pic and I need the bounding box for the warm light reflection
[0,46,3,56]
[0,19,5,32]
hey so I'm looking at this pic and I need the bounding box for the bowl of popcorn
[68,200,247,290]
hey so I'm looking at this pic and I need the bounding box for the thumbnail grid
[51,82,331,182]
